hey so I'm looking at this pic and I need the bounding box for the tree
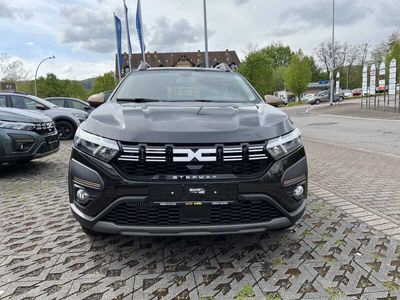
[90,72,116,95]
[0,54,30,83]
[284,52,312,101]
[238,51,274,96]
[238,43,294,96]
[386,41,400,82]
[260,43,294,69]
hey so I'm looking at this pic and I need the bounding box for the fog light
[76,189,90,204]
[293,185,304,199]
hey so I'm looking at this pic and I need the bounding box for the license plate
[149,184,238,204]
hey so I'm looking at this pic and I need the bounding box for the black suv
[69,65,307,236]
[0,107,59,164]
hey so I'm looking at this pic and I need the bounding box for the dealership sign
[369,64,376,95]
[389,59,397,96]
[362,65,368,95]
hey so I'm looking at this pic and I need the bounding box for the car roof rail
[138,61,151,71]
[215,63,231,72]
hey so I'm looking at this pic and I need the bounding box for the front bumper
[0,129,60,163]
[69,146,308,236]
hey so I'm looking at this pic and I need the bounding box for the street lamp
[34,55,55,96]
[330,0,335,106]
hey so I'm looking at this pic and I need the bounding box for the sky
[0,0,399,80]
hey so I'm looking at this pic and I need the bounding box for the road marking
[317,113,400,122]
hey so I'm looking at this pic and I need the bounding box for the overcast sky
[0,0,398,80]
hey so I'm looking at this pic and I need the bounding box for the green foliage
[260,43,294,69]
[17,73,88,99]
[90,72,116,95]
[236,284,255,300]
[386,41,400,83]
[284,52,312,100]
[239,43,296,96]
[238,51,274,96]
[271,67,287,93]
[239,43,324,96]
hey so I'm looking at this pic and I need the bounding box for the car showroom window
[114,71,258,102]
[0,95,6,107]
[10,96,38,110]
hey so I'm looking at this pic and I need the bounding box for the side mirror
[83,106,90,111]
[36,104,46,110]
[88,93,106,108]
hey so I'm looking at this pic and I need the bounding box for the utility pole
[34,56,55,96]
[203,0,209,68]
[330,0,335,106]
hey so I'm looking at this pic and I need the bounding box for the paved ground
[1,104,400,299]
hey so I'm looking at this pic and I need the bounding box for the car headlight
[73,112,88,120]
[74,128,120,162]
[266,128,303,160]
[0,121,35,131]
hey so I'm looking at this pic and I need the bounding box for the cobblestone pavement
[1,141,400,299]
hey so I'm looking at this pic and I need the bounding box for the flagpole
[123,0,132,71]
[114,12,122,81]
[137,0,146,63]
[203,0,209,68]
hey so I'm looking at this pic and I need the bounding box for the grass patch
[236,284,255,300]
[287,101,306,107]
[383,281,400,291]
[325,287,345,299]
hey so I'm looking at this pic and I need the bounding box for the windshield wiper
[116,98,166,103]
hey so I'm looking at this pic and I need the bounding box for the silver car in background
[0,91,88,140]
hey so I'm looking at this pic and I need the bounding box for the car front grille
[114,142,272,179]
[33,122,56,135]
[101,200,284,226]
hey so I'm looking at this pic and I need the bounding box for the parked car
[307,90,344,105]
[0,91,88,140]
[352,89,362,97]
[264,94,287,107]
[301,94,314,102]
[45,97,94,113]
[87,91,112,108]
[0,107,59,165]
[342,90,353,98]
[69,64,308,236]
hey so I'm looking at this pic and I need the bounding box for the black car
[45,97,94,114]
[0,107,59,164]
[69,64,308,236]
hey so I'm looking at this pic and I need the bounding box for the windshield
[30,95,58,108]
[112,70,259,103]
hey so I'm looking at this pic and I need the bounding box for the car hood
[81,102,295,144]
[0,107,52,123]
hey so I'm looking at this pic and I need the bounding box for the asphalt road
[284,103,400,157]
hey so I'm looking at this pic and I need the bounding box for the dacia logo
[173,148,216,162]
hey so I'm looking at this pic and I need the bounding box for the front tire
[314,99,321,105]
[56,120,75,140]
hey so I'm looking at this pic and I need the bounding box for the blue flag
[136,0,146,60]
[124,1,132,59]
[114,14,123,79]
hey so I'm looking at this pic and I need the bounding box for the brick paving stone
[1,140,400,299]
